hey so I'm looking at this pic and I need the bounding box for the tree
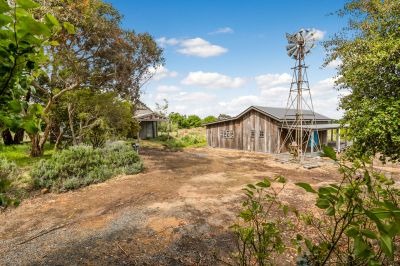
[169,112,186,129]
[0,0,59,146]
[54,90,133,147]
[324,0,400,162]
[185,115,202,128]
[202,115,217,124]
[218,113,232,120]
[28,0,163,156]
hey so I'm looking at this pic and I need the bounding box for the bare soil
[0,147,386,265]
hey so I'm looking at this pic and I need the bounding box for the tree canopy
[325,0,400,162]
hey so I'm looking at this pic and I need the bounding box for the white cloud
[156,85,181,93]
[209,27,234,35]
[326,58,342,69]
[310,28,326,41]
[156,37,179,47]
[156,36,228,58]
[149,65,178,81]
[178,38,228,57]
[255,73,292,89]
[181,71,246,89]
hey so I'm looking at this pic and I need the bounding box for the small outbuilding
[134,102,167,139]
[204,106,345,154]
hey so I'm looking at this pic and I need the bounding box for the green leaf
[16,0,40,9]
[0,0,11,13]
[345,227,359,237]
[45,13,59,27]
[304,238,313,251]
[8,100,22,113]
[247,184,256,190]
[22,120,39,134]
[0,14,12,27]
[379,233,393,257]
[295,183,317,193]
[256,179,271,188]
[63,21,75,34]
[354,236,368,257]
[361,229,377,239]
[316,198,330,209]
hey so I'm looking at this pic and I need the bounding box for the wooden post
[310,130,314,153]
[336,128,341,152]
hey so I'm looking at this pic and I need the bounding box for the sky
[106,0,349,119]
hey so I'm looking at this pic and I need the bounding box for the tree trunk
[13,128,25,144]
[54,127,64,150]
[30,134,43,157]
[2,129,14,145]
[67,103,77,145]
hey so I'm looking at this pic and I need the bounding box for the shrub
[232,159,400,265]
[31,142,143,192]
[320,145,337,160]
[0,158,20,208]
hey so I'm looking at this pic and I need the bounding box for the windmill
[278,29,320,161]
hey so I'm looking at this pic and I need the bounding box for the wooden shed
[134,102,167,140]
[205,106,342,153]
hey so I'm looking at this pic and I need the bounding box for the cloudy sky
[107,0,348,119]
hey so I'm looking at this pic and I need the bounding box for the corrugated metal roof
[204,106,333,126]
[253,106,331,121]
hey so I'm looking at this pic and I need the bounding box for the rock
[41,188,49,194]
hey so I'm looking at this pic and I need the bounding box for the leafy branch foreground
[232,160,400,265]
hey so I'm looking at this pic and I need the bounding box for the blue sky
[107,0,348,119]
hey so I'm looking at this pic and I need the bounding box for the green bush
[0,158,20,208]
[31,142,143,192]
[320,145,337,160]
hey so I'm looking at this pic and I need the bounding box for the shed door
[146,122,153,138]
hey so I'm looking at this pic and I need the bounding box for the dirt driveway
[0,147,341,265]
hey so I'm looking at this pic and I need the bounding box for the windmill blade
[286,33,298,44]
[287,45,298,57]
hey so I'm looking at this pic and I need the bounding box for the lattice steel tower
[279,29,320,161]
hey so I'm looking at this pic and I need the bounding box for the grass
[142,127,207,151]
[0,142,55,168]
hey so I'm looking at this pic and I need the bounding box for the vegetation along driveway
[1,147,357,265]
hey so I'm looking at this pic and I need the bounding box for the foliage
[31,142,143,192]
[231,176,290,265]
[296,159,400,265]
[218,114,232,120]
[27,0,163,156]
[0,157,20,208]
[320,145,337,161]
[168,112,203,129]
[232,158,400,265]
[324,0,400,162]
[0,0,60,142]
[154,129,206,150]
[55,90,134,147]
[0,143,54,167]
[202,115,217,124]
[88,119,108,148]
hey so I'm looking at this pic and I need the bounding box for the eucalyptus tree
[28,0,163,156]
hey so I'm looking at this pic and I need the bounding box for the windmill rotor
[285,29,315,60]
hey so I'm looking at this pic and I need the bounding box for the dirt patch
[0,147,398,265]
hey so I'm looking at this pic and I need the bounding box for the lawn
[0,142,55,168]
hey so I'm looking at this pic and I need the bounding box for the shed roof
[204,106,333,126]
[134,101,167,122]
